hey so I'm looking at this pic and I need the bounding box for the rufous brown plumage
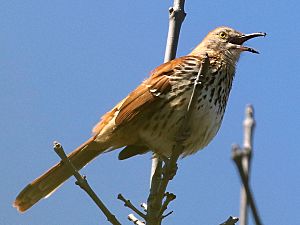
[14,26,266,212]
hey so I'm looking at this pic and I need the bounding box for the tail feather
[13,137,105,212]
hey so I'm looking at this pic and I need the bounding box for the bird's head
[190,26,266,62]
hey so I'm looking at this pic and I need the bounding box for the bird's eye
[219,32,227,39]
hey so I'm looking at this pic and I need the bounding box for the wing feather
[94,56,198,132]
[114,58,186,125]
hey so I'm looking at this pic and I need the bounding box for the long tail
[13,137,106,212]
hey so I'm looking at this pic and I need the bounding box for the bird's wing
[92,56,200,134]
[114,57,187,126]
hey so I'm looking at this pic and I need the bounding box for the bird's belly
[138,99,223,158]
[181,107,222,156]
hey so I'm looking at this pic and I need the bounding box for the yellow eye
[219,32,227,39]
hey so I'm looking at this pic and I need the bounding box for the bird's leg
[159,154,177,181]
[164,161,178,181]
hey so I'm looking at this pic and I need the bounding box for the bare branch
[219,216,239,225]
[117,194,146,219]
[243,104,255,150]
[161,211,173,219]
[53,141,121,225]
[239,104,256,225]
[159,192,176,219]
[128,214,145,225]
[141,203,147,212]
[232,145,262,225]
[164,0,186,62]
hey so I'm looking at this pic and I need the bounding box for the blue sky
[1,1,299,224]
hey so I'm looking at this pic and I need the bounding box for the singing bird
[14,26,266,212]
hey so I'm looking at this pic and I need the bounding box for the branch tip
[162,211,173,219]
[118,194,146,219]
[220,216,239,225]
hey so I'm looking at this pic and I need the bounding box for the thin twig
[158,192,176,220]
[232,105,263,225]
[128,214,145,225]
[239,104,255,225]
[232,145,263,225]
[164,0,186,62]
[53,141,121,225]
[141,203,147,212]
[161,211,173,219]
[118,194,146,219]
[219,216,239,225]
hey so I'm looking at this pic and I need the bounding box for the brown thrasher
[14,26,265,212]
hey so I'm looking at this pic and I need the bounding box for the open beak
[230,32,266,54]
